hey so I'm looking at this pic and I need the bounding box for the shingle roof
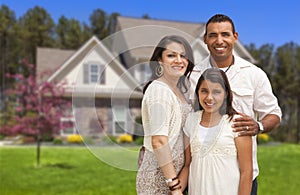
[116,16,204,38]
[36,47,75,81]
[112,16,205,63]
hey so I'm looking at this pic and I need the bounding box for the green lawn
[0,143,299,195]
[0,145,139,195]
[257,143,300,194]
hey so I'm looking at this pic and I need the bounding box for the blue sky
[1,0,299,48]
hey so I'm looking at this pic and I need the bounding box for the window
[84,63,105,84]
[135,63,151,83]
[90,64,99,83]
[60,117,76,135]
[112,106,127,135]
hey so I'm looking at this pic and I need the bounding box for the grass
[257,143,300,194]
[0,145,139,195]
[0,143,299,195]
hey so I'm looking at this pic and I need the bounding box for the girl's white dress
[183,111,240,195]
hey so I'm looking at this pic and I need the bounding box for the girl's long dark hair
[194,68,237,120]
[143,35,195,94]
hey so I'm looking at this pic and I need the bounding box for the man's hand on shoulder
[232,112,259,136]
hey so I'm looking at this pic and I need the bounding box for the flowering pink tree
[1,59,71,166]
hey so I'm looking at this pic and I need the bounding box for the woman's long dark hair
[143,35,195,94]
[194,68,237,120]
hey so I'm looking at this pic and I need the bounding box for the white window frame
[112,106,127,135]
[89,64,99,83]
[134,63,151,83]
[60,117,76,135]
[87,63,105,84]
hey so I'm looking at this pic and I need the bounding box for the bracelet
[169,179,181,191]
[165,176,178,184]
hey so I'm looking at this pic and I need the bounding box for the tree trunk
[297,97,300,143]
[36,134,41,167]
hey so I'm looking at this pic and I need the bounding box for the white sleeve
[144,86,173,136]
[254,69,282,120]
[183,112,196,138]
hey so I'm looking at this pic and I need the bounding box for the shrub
[67,134,83,144]
[109,135,118,143]
[117,134,133,143]
[134,137,144,145]
[258,133,270,144]
[100,135,117,145]
[135,116,142,124]
[82,136,94,145]
[41,134,54,142]
[53,137,63,145]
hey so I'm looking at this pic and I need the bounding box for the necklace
[217,65,232,73]
[224,65,232,72]
[209,56,234,73]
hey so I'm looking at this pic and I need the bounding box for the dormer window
[90,64,99,83]
[84,62,105,84]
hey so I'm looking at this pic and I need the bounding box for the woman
[183,68,253,195]
[136,35,194,195]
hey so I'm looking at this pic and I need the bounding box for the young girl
[183,68,253,195]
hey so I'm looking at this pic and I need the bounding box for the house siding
[73,97,141,137]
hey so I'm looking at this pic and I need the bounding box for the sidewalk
[0,135,23,146]
[0,140,14,146]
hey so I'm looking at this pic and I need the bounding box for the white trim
[48,36,99,82]
[87,63,105,84]
[47,36,142,92]
[60,117,76,135]
[134,62,151,84]
[90,64,99,83]
[112,106,127,135]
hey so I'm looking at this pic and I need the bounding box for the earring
[155,64,164,77]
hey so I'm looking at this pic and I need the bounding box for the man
[189,14,282,195]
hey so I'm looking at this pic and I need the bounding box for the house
[36,16,255,137]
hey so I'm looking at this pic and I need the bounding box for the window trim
[60,117,76,135]
[134,62,151,83]
[84,62,106,84]
[89,64,99,83]
[112,106,127,135]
